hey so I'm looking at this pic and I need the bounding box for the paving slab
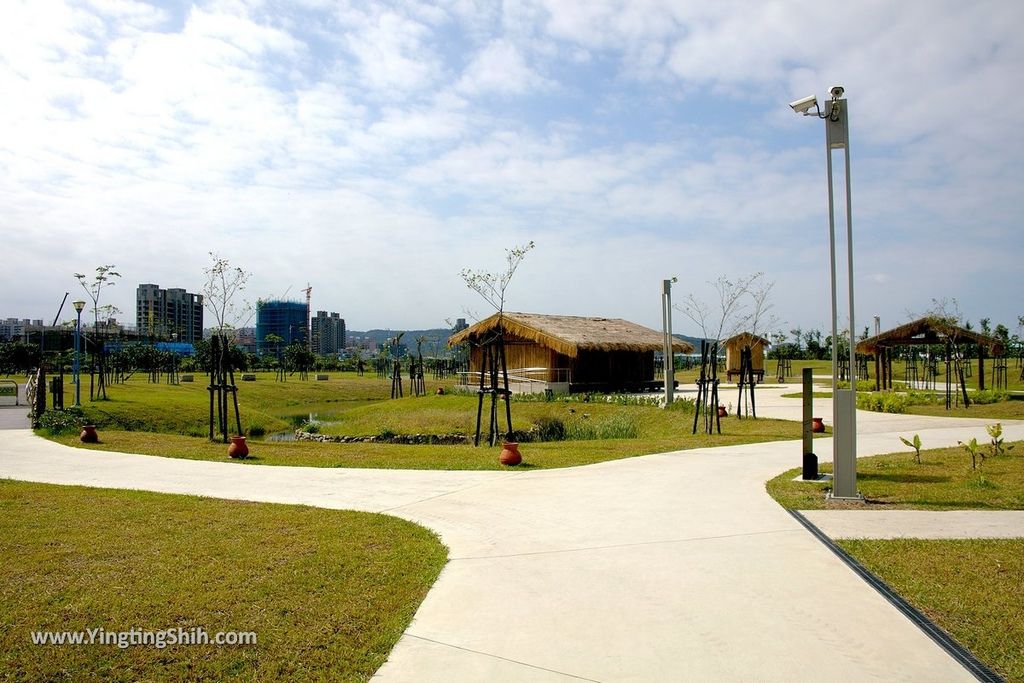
[801,510,1024,539]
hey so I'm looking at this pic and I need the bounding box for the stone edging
[294,430,469,445]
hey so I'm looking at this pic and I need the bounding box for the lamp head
[73,300,86,313]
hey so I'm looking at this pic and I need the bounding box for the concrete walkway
[801,510,1024,539]
[1,384,1022,681]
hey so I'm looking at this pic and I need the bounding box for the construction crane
[302,283,312,351]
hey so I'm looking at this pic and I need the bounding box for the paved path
[0,378,29,429]
[801,510,1024,539]
[1,385,1022,681]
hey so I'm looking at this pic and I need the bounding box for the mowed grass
[766,443,1024,510]
[50,411,802,470]
[838,539,1024,683]
[0,479,446,682]
[45,372,808,470]
[58,372,440,437]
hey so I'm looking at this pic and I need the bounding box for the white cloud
[0,1,1021,336]
[456,38,550,95]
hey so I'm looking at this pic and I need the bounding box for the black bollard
[802,452,818,480]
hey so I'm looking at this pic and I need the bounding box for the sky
[1,0,1022,340]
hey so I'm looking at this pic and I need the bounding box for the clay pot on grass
[228,435,249,459]
[499,442,522,466]
[80,425,99,443]
[811,417,825,433]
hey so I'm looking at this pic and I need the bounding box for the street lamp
[72,300,85,407]
[662,277,678,408]
[790,85,861,500]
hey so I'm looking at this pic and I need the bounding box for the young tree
[74,265,121,399]
[201,254,252,442]
[203,254,252,346]
[460,241,535,319]
[459,241,535,449]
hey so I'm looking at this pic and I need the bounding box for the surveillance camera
[829,85,844,98]
[789,95,817,115]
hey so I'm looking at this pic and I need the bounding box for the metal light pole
[73,299,85,407]
[662,277,677,407]
[791,86,860,500]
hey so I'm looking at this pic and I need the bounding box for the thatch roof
[723,333,771,348]
[447,312,694,358]
[855,316,1004,355]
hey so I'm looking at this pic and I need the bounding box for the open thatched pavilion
[448,311,694,393]
[723,333,770,382]
[855,317,1005,391]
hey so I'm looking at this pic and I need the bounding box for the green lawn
[0,479,446,681]
[49,413,804,470]
[766,442,1024,510]
[40,372,811,470]
[838,539,1024,683]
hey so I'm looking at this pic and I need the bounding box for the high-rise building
[310,311,346,355]
[256,300,308,354]
[136,284,204,342]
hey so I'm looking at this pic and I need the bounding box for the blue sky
[1,0,1021,340]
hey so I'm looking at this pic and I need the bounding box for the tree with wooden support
[202,254,251,445]
[460,241,534,449]
[679,273,775,432]
[73,265,121,401]
[390,333,405,399]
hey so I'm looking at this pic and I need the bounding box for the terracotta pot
[499,442,522,466]
[811,417,825,433]
[717,406,728,418]
[80,425,99,443]
[228,435,249,459]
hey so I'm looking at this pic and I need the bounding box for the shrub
[566,413,639,440]
[534,417,566,442]
[246,422,266,438]
[972,390,1008,405]
[37,407,87,435]
[837,379,875,392]
[666,397,697,412]
[300,420,321,434]
[856,391,909,414]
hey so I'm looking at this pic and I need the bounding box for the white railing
[457,367,571,392]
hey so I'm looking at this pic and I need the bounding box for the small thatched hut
[723,333,770,382]
[855,317,1005,391]
[448,311,694,393]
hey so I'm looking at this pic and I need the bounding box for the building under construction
[255,300,307,354]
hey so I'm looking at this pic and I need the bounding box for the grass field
[0,479,446,681]
[49,414,805,470]
[37,371,815,469]
[766,442,1024,510]
[838,539,1024,683]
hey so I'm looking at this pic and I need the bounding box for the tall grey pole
[826,98,859,500]
[74,310,82,407]
[662,279,675,407]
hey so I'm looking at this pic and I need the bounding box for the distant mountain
[674,333,708,351]
[346,328,455,347]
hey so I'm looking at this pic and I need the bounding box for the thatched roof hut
[855,317,1004,356]
[722,333,770,381]
[854,316,1004,391]
[449,312,693,393]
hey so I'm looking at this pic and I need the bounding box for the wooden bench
[726,369,764,383]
